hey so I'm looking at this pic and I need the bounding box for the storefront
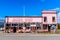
[4,10,58,33]
[5,16,42,33]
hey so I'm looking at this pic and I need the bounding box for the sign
[12,18,23,23]
[30,24,36,26]
[25,18,33,22]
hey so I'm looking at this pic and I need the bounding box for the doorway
[13,27,16,33]
[31,27,36,32]
[48,25,51,32]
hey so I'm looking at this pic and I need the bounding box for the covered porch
[5,22,42,33]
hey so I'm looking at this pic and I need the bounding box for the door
[48,25,51,32]
[13,27,16,33]
[31,26,36,32]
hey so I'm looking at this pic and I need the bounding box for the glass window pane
[6,23,11,27]
[19,23,23,27]
[30,23,35,24]
[26,23,30,27]
[12,23,18,26]
[52,17,55,22]
[36,23,41,27]
[44,17,47,22]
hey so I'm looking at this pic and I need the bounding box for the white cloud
[49,8,60,11]
[53,8,60,10]
[48,8,60,23]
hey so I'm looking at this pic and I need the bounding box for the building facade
[4,10,58,33]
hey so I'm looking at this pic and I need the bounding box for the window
[19,23,23,29]
[6,23,11,29]
[19,23,23,27]
[12,23,18,26]
[36,23,41,27]
[52,17,55,22]
[44,17,47,22]
[36,23,41,30]
[30,22,35,24]
[25,23,30,29]
[6,23,11,27]
[43,24,47,29]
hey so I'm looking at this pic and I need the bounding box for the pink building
[4,10,58,33]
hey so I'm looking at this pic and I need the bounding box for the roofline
[42,10,57,14]
[5,16,43,18]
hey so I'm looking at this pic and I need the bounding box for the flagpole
[23,5,25,22]
[23,5,25,16]
[23,5,26,30]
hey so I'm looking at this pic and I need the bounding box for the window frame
[44,17,47,22]
[52,17,55,22]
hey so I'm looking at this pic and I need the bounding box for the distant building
[4,10,58,33]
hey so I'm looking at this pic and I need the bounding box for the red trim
[42,13,56,14]
[42,10,56,14]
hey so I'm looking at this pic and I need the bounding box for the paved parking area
[0,31,60,40]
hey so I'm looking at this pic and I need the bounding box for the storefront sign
[25,18,33,22]
[7,17,42,23]
[30,24,36,26]
[12,18,23,23]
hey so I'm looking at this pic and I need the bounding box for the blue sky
[0,0,60,23]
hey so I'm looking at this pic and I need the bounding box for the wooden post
[41,23,43,30]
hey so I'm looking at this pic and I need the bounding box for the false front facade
[4,10,58,33]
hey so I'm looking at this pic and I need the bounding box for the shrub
[58,24,60,29]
